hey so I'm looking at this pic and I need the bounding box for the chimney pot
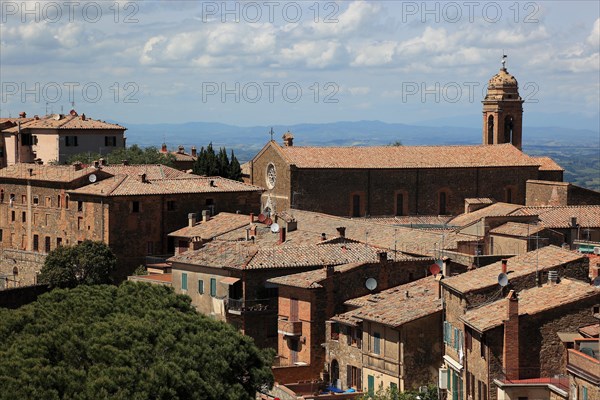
[99,158,105,166]
[161,143,167,153]
[19,111,26,118]
[178,145,184,153]
[250,212,254,223]
[321,232,327,241]
[202,209,210,222]
[210,180,215,187]
[191,146,197,157]
[502,259,508,274]
[325,264,335,278]
[282,131,294,146]
[122,159,129,166]
[140,173,147,183]
[336,227,346,238]
[279,227,287,244]
[81,113,86,121]
[378,251,388,263]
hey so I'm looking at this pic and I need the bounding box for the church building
[248,64,564,217]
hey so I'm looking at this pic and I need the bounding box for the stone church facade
[248,66,563,217]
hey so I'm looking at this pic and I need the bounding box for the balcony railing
[278,318,302,336]
[227,297,276,314]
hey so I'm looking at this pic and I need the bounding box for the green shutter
[181,273,188,290]
[582,387,588,400]
[210,278,217,297]
[368,375,375,396]
[198,279,204,294]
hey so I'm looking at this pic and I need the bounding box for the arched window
[65,195,69,209]
[351,194,362,217]
[505,186,516,203]
[57,195,62,208]
[12,267,18,276]
[395,192,405,216]
[504,115,514,144]
[487,115,494,144]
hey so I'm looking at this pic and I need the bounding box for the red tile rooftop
[0,164,101,182]
[442,245,585,294]
[2,113,125,132]
[169,213,251,239]
[511,206,600,228]
[353,215,453,226]
[276,143,541,169]
[578,322,599,338]
[461,278,598,332]
[531,156,564,171]
[129,273,173,284]
[448,202,523,227]
[333,276,442,328]
[489,222,547,237]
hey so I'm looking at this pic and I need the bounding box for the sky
[1,0,599,128]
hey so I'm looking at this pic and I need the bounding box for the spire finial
[501,52,507,70]
[269,127,274,141]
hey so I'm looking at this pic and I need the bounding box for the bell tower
[482,56,524,150]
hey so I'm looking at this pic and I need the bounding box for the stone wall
[0,248,47,287]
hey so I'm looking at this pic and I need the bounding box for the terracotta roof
[0,164,100,183]
[128,273,173,285]
[268,254,428,289]
[334,277,442,328]
[168,241,382,270]
[488,67,518,87]
[69,175,262,196]
[578,323,599,338]
[442,245,585,294]
[2,114,125,132]
[169,213,250,239]
[101,165,188,180]
[285,209,474,257]
[532,156,564,171]
[353,215,453,227]
[448,202,523,227]
[461,279,598,332]
[489,222,547,237]
[511,206,600,228]
[172,151,197,162]
[277,143,540,169]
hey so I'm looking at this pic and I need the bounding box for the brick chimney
[250,212,254,223]
[202,209,210,222]
[178,145,184,154]
[336,227,346,238]
[325,264,335,278]
[140,173,147,183]
[188,213,197,228]
[502,259,508,274]
[282,131,294,146]
[161,143,167,153]
[279,227,286,244]
[191,146,197,157]
[378,251,387,263]
[99,158,106,166]
[19,111,26,118]
[72,162,83,171]
[503,290,520,381]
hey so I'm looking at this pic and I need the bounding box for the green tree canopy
[192,143,242,181]
[0,283,274,400]
[38,240,117,288]
[67,145,176,167]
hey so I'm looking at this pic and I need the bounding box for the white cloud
[587,18,600,48]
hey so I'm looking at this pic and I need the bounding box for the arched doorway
[504,115,514,144]
[330,359,340,388]
[487,115,494,144]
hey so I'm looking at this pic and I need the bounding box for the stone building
[566,328,599,400]
[328,276,443,395]
[0,111,126,166]
[440,246,593,400]
[247,66,564,217]
[0,163,262,285]
[267,255,434,383]
[160,144,197,171]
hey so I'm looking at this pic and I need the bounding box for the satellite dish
[271,223,280,233]
[257,213,266,223]
[593,276,600,287]
[264,217,273,226]
[429,264,441,275]
[88,174,97,183]
[365,278,377,291]
[498,273,509,287]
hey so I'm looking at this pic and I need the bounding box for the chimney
[19,111,26,118]
[571,217,578,227]
[325,264,335,278]
[321,233,327,241]
[178,145,184,154]
[250,212,254,223]
[249,224,257,237]
[336,227,346,238]
[436,274,443,299]
[122,160,129,166]
[503,290,520,381]
[191,146,197,157]
[378,251,388,263]
[202,209,210,222]
[34,115,39,120]
[28,168,33,177]
[502,259,508,274]
[72,162,83,171]
[188,213,197,228]
[161,143,167,153]
[93,160,99,169]
[81,113,86,121]
[210,180,215,187]
[548,270,558,285]
[99,158,106,166]
[279,227,286,244]
[140,173,147,183]
[282,131,294,146]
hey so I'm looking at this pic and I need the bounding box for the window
[198,280,204,294]
[480,334,487,360]
[181,273,188,290]
[0,190,3,203]
[22,133,34,146]
[33,234,39,251]
[22,211,26,222]
[167,200,176,211]
[65,136,78,146]
[45,197,51,207]
[395,192,405,216]
[57,195,62,208]
[0,147,3,157]
[11,211,15,222]
[65,195,69,209]
[78,217,83,230]
[210,278,217,297]
[487,115,494,144]
[352,194,361,217]
[45,214,50,225]
[373,332,381,355]
[45,236,51,253]
[205,198,214,206]
[439,191,448,215]
[77,201,83,212]
[444,321,452,344]
[105,136,117,146]
[582,387,588,400]
[132,201,140,213]
[505,187,513,203]
[33,196,39,205]
[57,237,63,247]
[368,375,375,396]
[331,323,340,340]
[0,229,2,242]
[22,195,26,204]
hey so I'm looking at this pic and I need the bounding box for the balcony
[278,318,302,336]
[567,348,600,384]
[227,297,276,315]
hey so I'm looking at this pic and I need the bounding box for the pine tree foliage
[192,143,243,181]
